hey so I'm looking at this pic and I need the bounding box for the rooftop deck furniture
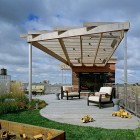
[87,87,114,109]
[55,93,60,100]
[113,98,120,111]
[25,85,45,95]
[61,86,80,100]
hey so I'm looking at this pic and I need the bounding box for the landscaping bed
[0,93,47,115]
[0,120,65,140]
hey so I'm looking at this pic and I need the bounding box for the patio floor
[35,94,139,129]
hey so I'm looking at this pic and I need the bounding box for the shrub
[10,81,24,95]
[0,93,29,114]
[28,99,48,110]
[0,93,47,115]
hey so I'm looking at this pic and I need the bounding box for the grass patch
[0,110,139,140]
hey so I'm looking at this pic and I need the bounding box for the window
[79,72,115,92]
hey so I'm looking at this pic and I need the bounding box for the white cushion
[64,92,79,96]
[89,96,110,102]
[63,86,73,91]
[94,92,106,96]
[99,87,112,95]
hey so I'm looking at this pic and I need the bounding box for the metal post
[62,69,63,85]
[124,31,128,108]
[116,83,119,98]
[29,43,32,102]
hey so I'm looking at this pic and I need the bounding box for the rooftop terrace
[35,94,139,129]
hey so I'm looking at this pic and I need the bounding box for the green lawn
[0,110,139,140]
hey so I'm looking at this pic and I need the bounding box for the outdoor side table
[113,98,120,111]
[56,93,60,100]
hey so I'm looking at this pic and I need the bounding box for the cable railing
[115,83,140,117]
[104,82,140,117]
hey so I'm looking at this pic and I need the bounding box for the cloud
[0,0,140,84]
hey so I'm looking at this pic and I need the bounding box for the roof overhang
[21,22,130,67]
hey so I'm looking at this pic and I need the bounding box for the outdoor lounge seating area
[61,85,80,100]
[38,94,139,129]
[87,87,114,109]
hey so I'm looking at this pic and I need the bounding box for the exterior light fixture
[109,32,113,36]
[89,43,92,46]
[78,58,80,63]
[103,59,106,63]
[111,39,117,48]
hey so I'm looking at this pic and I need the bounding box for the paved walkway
[35,94,139,129]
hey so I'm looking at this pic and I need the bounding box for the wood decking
[37,94,139,129]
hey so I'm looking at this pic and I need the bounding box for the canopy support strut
[29,43,32,102]
[124,30,128,108]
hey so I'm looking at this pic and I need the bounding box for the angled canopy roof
[21,22,130,67]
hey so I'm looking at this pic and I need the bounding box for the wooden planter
[0,120,65,140]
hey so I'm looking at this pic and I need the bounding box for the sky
[0,0,140,84]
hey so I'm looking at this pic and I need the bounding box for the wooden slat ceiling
[21,22,130,67]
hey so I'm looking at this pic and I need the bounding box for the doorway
[79,72,115,92]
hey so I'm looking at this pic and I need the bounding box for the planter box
[0,120,65,140]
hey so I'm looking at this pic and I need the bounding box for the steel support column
[29,43,32,102]
[124,31,128,108]
[62,69,63,85]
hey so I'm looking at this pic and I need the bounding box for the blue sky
[0,0,140,84]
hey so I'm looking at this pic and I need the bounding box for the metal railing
[104,83,140,117]
[115,83,140,117]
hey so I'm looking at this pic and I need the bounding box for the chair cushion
[88,96,110,102]
[95,92,106,96]
[64,92,79,96]
[99,87,112,95]
[65,86,73,93]
[63,86,73,91]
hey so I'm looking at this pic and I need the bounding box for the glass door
[79,72,115,92]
